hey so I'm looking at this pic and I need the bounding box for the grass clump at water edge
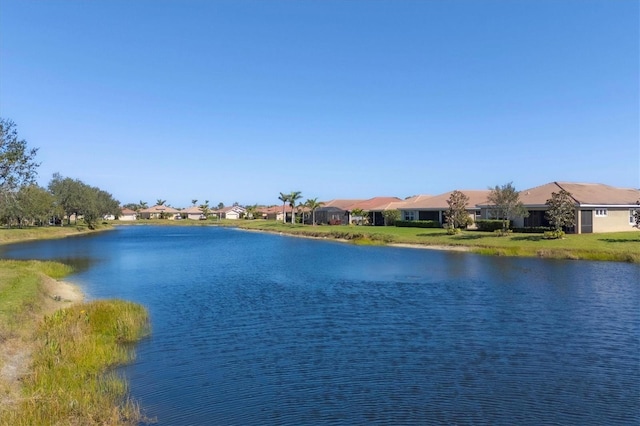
[0,271,152,425]
[0,256,152,424]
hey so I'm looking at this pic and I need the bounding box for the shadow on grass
[511,235,544,242]
[598,238,640,244]
[452,233,492,240]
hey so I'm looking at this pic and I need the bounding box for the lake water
[2,225,639,425]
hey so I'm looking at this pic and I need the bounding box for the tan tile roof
[348,197,403,211]
[182,206,204,214]
[395,190,490,209]
[120,208,136,215]
[519,182,640,206]
[321,199,364,209]
[140,205,181,214]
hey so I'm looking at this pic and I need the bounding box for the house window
[595,209,607,217]
[404,211,415,221]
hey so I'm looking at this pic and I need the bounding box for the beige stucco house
[511,182,640,234]
[139,205,181,220]
[393,190,490,227]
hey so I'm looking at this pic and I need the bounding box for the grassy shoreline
[0,255,151,425]
[230,220,640,263]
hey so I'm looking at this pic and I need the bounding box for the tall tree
[445,190,471,230]
[48,173,85,225]
[191,199,198,206]
[156,199,166,206]
[199,200,210,219]
[278,192,289,223]
[305,198,323,225]
[288,191,302,224]
[0,119,39,191]
[487,182,528,232]
[0,119,40,212]
[545,189,576,234]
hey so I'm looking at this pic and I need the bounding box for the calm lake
[2,225,639,425]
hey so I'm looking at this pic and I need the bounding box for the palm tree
[191,199,198,206]
[305,198,323,225]
[288,191,302,224]
[278,192,289,223]
[156,199,166,206]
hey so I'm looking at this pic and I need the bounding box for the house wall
[592,208,638,233]
[226,211,241,220]
[120,214,137,221]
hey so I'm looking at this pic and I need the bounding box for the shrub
[494,229,513,237]
[512,226,552,234]
[543,230,565,239]
[476,219,511,232]
[395,220,441,228]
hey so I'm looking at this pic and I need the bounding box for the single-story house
[394,191,490,227]
[214,205,246,220]
[508,182,640,234]
[314,199,363,225]
[347,197,403,226]
[182,206,206,220]
[139,205,181,220]
[118,208,137,221]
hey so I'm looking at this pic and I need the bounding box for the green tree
[245,204,258,220]
[545,189,576,236]
[70,184,119,229]
[487,182,528,232]
[16,184,55,227]
[0,119,40,216]
[350,208,368,225]
[191,199,198,206]
[445,190,471,230]
[278,192,289,223]
[382,209,400,226]
[0,119,39,192]
[288,191,302,224]
[48,173,85,225]
[632,201,640,229]
[305,198,323,225]
[156,199,166,206]
[199,200,210,219]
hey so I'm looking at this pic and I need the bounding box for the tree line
[0,119,120,229]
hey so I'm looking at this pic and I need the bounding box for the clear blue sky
[1,0,638,207]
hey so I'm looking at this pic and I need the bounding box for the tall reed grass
[2,300,151,425]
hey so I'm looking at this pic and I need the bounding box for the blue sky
[1,0,638,207]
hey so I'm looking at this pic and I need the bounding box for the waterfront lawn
[0,223,106,246]
[236,220,640,262]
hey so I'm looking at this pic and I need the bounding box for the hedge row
[475,219,511,231]
[395,220,441,228]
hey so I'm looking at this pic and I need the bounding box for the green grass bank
[231,220,640,263]
[0,258,151,425]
